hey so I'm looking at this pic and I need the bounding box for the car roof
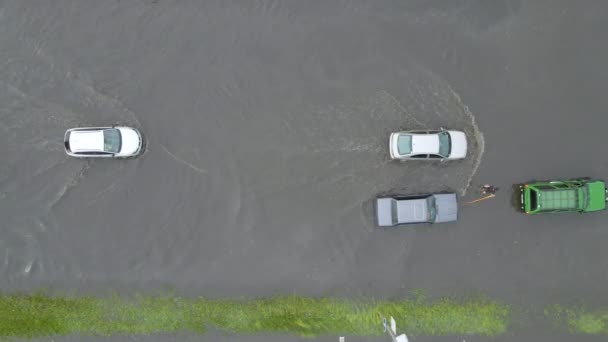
[410,134,440,154]
[69,130,105,152]
[396,198,429,223]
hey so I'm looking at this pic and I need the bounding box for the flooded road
[2,1,608,341]
[0,0,483,295]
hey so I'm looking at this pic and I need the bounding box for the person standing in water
[481,184,498,195]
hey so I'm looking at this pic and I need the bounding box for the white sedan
[64,126,143,158]
[389,129,467,160]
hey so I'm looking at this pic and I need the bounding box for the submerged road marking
[160,144,208,175]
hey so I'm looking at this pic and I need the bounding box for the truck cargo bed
[538,189,579,210]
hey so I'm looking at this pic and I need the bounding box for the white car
[64,126,143,158]
[389,129,467,160]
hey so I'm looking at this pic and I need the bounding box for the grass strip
[0,293,510,338]
[546,304,608,334]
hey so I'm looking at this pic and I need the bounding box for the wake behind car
[389,129,467,160]
[64,126,143,158]
[376,192,458,227]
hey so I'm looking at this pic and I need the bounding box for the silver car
[376,193,458,227]
[64,126,143,158]
[389,129,467,160]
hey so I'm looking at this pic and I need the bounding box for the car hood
[447,131,467,159]
[433,193,458,223]
[117,127,141,155]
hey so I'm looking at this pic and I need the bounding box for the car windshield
[103,129,121,153]
[426,196,436,222]
[397,134,412,155]
[438,132,451,157]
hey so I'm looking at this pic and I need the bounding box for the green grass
[546,305,608,334]
[0,293,510,339]
[10,293,608,338]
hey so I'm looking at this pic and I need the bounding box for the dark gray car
[375,193,458,227]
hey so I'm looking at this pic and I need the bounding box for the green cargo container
[520,179,607,214]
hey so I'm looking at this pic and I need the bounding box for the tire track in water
[47,161,91,211]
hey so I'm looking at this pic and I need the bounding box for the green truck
[520,179,607,214]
